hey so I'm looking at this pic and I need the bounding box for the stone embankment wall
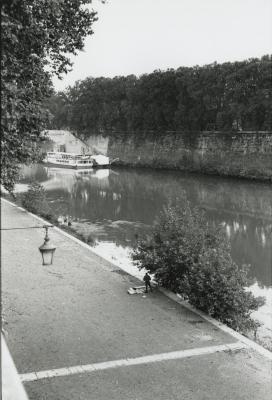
[105,131,272,181]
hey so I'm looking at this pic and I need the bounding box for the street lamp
[2,224,56,265]
[39,226,56,265]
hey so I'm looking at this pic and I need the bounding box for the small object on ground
[127,286,146,295]
[132,286,146,290]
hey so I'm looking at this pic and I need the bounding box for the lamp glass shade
[39,241,56,265]
[39,247,56,265]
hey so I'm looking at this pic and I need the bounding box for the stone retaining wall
[106,131,272,180]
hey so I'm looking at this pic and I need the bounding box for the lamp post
[39,226,56,265]
[1,225,56,265]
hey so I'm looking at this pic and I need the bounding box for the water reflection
[19,165,272,288]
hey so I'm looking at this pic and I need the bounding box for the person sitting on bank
[143,272,152,293]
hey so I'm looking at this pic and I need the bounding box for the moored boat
[43,152,113,168]
[43,152,94,169]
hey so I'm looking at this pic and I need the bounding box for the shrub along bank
[21,182,56,223]
[4,182,96,246]
[133,202,265,335]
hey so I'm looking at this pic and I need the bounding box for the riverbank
[1,180,272,350]
[2,198,272,399]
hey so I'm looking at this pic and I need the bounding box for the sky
[53,0,272,91]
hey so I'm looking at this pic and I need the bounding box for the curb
[2,197,272,361]
[1,333,29,399]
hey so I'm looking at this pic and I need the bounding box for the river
[18,164,272,347]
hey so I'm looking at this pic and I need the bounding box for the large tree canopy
[47,56,272,138]
[1,0,98,192]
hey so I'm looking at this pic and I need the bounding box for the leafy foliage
[21,182,52,219]
[47,57,272,136]
[1,0,98,192]
[180,250,264,332]
[133,203,265,333]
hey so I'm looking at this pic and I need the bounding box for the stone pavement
[1,199,272,400]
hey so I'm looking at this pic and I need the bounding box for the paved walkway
[1,199,271,400]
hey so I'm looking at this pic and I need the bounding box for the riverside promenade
[1,198,271,400]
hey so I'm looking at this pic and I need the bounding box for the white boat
[43,152,94,169]
[43,152,112,168]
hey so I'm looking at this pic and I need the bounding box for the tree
[1,0,98,192]
[133,203,265,334]
[45,56,272,137]
[43,91,70,130]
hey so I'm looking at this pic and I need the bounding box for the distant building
[43,130,90,154]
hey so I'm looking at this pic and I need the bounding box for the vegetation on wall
[46,56,272,137]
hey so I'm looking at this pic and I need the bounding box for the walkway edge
[2,197,272,361]
[1,334,29,399]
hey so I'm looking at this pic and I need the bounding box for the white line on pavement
[20,342,246,382]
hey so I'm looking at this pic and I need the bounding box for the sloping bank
[86,131,272,181]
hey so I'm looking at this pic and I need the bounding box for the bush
[133,202,226,291]
[180,249,264,332]
[21,182,54,221]
[133,203,265,334]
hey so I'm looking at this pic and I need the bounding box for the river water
[18,164,272,345]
